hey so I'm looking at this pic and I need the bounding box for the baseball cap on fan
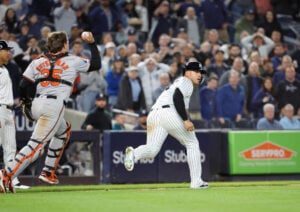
[0,40,13,50]
[95,93,107,101]
[138,109,148,117]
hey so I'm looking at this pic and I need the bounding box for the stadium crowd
[1,0,300,130]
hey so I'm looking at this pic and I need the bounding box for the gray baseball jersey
[23,55,90,100]
[6,54,91,179]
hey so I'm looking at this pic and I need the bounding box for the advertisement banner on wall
[229,131,300,174]
[102,130,227,184]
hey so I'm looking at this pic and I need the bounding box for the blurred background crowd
[1,0,300,130]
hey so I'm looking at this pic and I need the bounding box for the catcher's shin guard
[43,122,71,173]
[8,139,44,179]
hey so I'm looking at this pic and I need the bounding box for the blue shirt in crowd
[257,118,283,130]
[216,84,245,121]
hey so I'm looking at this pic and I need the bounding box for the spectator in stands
[135,0,149,42]
[241,32,275,59]
[252,77,277,119]
[206,29,223,51]
[257,103,283,130]
[273,55,295,85]
[120,0,141,29]
[69,40,91,58]
[26,0,56,21]
[116,65,146,113]
[168,60,180,83]
[228,0,254,23]
[133,109,148,130]
[0,0,22,21]
[81,93,112,132]
[0,25,23,58]
[153,72,170,102]
[247,50,264,75]
[88,0,120,40]
[201,0,229,43]
[234,8,256,42]
[125,28,143,50]
[262,58,275,78]
[53,0,77,36]
[258,10,282,38]
[148,0,175,48]
[275,66,300,114]
[173,0,201,19]
[126,41,139,57]
[112,113,126,130]
[69,24,83,46]
[143,40,155,56]
[224,43,248,68]
[156,33,174,64]
[76,71,108,113]
[17,21,31,51]
[270,30,284,47]
[3,8,19,35]
[128,53,141,67]
[217,70,245,126]
[97,32,114,57]
[207,49,230,78]
[200,75,218,121]
[254,0,272,17]
[176,6,204,47]
[219,57,247,91]
[194,41,212,67]
[280,104,300,130]
[291,40,300,74]
[101,41,116,76]
[271,43,287,72]
[105,57,125,108]
[38,26,51,53]
[74,6,90,31]
[27,13,44,39]
[245,62,263,118]
[137,56,169,110]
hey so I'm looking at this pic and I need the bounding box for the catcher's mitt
[21,99,35,122]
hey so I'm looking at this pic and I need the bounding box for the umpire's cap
[183,61,206,75]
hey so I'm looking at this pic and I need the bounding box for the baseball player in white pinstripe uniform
[0,41,17,185]
[125,61,208,189]
[0,31,101,193]
[0,40,30,190]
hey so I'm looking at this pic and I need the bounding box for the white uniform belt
[0,104,13,110]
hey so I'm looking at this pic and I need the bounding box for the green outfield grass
[1,181,300,212]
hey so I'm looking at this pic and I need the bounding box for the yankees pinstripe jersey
[23,55,90,100]
[0,66,14,106]
[152,76,193,109]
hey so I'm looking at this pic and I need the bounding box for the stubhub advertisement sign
[102,130,226,184]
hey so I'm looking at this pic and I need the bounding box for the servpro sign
[229,131,300,174]
[239,141,297,160]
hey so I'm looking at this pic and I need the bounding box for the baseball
[81,31,90,39]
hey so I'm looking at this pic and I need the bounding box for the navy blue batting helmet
[183,61,206,76]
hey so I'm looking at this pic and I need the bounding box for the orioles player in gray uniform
[0,31,101,193]
[124,61,208,189]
